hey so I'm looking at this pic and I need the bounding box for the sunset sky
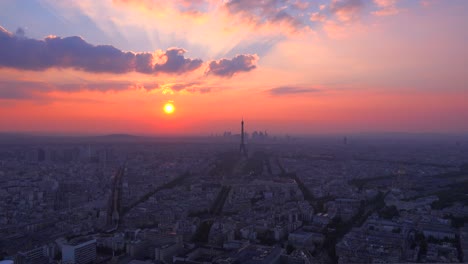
[0,0,467,135]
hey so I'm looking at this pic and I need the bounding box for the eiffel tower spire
[240,118,247,157]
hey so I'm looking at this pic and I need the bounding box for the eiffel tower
[239,118,247,157]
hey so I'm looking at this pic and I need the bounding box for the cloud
[223,0,311,32]
[56,82,157,92]
[372,0,402,16]
[154,48,203,74]
[206,54,258,77]
[268,86,321,96]
[309,0,365,25]
[310,12,327,22]
[330,0,365,22]
[0,27,202,75]
[308,0,368,38]
[0,79,157,100]
[0,81,50,99]
[169,82,201,91]
[15,27,25,38]
[163,81,212,93]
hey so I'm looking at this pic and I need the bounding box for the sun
[163,102,175,114]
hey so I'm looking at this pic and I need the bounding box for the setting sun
[163,102,175,114]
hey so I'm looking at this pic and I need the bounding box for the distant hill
[96,134,138,139]
[0,133,36,144]
[0,133,143,144]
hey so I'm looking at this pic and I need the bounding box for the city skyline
[1,0,468,135]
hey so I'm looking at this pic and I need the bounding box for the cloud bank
[0,26,202,75]
[0,26,259,80]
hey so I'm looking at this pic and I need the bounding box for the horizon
[2,129,468,139]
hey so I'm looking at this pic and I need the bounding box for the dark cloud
[154,48,203,74]
[224,0,310,31]
[135,53,154,73]
[268,86,321,95]
[0,27,202,75]
[206,54,258,77]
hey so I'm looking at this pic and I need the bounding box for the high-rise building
[62,238,96,264]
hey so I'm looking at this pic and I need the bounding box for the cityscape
[1,0,468,263]
[0,120,467,263]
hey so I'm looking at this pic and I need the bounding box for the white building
[62,238,96,264]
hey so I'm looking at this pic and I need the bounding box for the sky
[0,0,467,135]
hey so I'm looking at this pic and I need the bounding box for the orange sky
[0,0,467,135]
